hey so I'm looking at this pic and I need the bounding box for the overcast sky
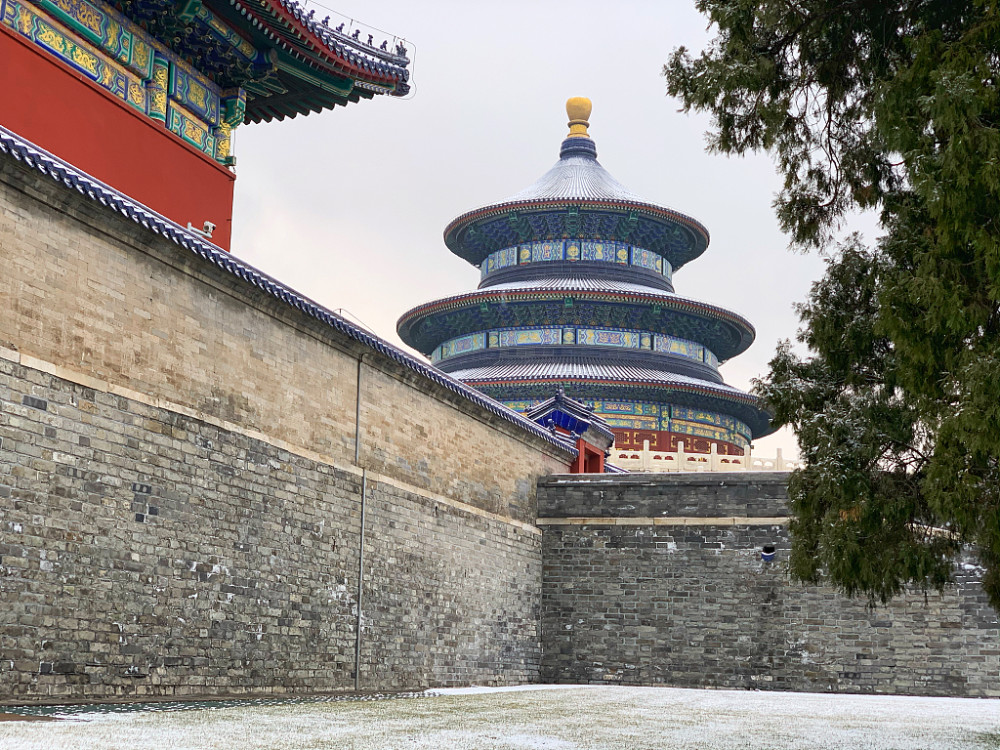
[228,0,877,459]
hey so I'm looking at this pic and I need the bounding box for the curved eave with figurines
[221,0,410,121]
[4,0,412,167]
[112,0,411,125]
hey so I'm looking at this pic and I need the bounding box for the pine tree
[665,0,1000,607]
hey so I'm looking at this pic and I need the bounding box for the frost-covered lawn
[1,685,998,750]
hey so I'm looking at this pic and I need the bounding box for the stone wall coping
[537,516,789,526]
[536,516,788,526]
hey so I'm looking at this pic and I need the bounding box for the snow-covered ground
[1,685,997,749]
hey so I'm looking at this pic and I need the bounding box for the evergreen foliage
[665,0,1000,607]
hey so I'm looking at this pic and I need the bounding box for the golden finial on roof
[566,97,592,139]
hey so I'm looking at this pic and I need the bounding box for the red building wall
[1,27,235,249]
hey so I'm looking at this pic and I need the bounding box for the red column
[571,438,605,474]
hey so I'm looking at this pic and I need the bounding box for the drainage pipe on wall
[354,355,364,464]
[353,355,366,692]
[354,469,367,692]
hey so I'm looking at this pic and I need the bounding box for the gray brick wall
[0,359,541,701]
[361,480,541,689]
[2,130,996,705]
[539,474,1000,697]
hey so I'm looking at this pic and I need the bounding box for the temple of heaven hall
[397,98,774,456]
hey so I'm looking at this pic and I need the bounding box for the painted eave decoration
[444,199,711,272]
[113,0,411,123]
[464,371,772,438]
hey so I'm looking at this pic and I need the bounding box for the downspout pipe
[355,355,364,465]
[354,354,366,692]
[354,469,367,691]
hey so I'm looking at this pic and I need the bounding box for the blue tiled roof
[504,144,644,203]
[397,278,757,362]
[0,125,576,457]
[447,361,749,397]
[491,137,707,229]
[525,389,616,446]
[449,360,772,436]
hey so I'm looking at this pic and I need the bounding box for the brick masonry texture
[0,357,543,700]
[0,357,357,699]
[361,480,541,689]
[538,474,1000,697]
[0,154,558,701]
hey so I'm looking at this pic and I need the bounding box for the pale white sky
[229,0,878,459]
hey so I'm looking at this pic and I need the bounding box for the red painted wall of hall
[1,28,235,250]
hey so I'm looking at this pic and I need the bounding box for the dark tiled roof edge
[254,0,411,92]
[0,125,577,457]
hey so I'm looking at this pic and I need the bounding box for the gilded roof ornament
[566,97,592,139]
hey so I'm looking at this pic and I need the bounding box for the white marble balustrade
[611,440,802,473]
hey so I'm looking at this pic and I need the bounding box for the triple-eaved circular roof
[398,98,775,441]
